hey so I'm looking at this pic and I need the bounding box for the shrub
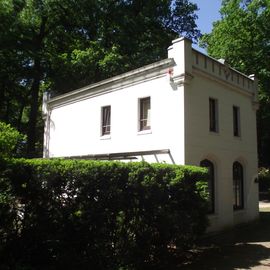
[259,167,270,193]
[0,159,208,270]
[0,121,25,158]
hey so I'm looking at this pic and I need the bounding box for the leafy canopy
[0,0,200,157]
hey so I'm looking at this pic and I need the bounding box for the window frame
[101,105,111,136]
[233,105,241,137]
[209,98,219,133]
[200,159,215,214]
[233,161,244,210]
[138,97,151,132]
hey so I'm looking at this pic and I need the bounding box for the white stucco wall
[47,75,186,165]
[184,51,259,232]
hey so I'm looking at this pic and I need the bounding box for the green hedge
[0,158,208,270]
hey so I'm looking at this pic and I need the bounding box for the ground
[181,201,270,270]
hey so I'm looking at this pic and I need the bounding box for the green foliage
[200,0,270,166]
[0,159,208,269]
[0,121,25,158]
[0,0,200,157]
[259,167,270,193]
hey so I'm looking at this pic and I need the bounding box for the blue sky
[191,0,222,52]
[192,0,222,34]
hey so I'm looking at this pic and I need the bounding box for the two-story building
[43,37,259,232]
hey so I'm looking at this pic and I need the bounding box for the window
[139,97,151,131]
[200,159,215,213]
[209,98,218,132]
[101,106,111,136]
[233,106,240,137]
[233,161,244,210]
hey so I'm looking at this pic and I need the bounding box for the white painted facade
[43,38,259,232]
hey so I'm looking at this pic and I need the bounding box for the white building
[43,37,259,232]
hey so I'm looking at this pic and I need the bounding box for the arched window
[200,159,215,213]
[233,162,244,210]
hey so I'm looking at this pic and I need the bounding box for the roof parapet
[167,37,193,86]
[193,49,257,94]
[192,49,259,110]
[249,74,259,109]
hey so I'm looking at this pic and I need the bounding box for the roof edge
[48,58,175,108]
[192,48,255,81]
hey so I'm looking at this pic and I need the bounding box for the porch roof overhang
[56,149,171,161]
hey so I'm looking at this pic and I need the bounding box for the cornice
[170,72,194,86]
[192,65,254,98]
[48,58,175,109]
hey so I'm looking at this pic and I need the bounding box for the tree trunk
[26,16,47,158]
[26,59,41,158]
[4,99,10,123]
[17,100,26,131]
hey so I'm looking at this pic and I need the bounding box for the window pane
[233,106,240,137]
[139,97,151,131]
[101,106,111,135]
[233,162,244,210]
[209,98,218,132]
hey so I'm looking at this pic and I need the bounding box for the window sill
[207,212,217,217]
[233,207,245,213]
[100,135,111,140]
[207,213,219,219]
[137,129,152,136]
[209,131,220,136]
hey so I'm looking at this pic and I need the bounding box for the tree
[47,0,202,94]
[0,0,200,158]
[200,0,270,166]
[0,0,29,132]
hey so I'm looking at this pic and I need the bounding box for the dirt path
[181,204,270,269]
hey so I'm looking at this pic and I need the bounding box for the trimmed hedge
[0,158,208,270]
